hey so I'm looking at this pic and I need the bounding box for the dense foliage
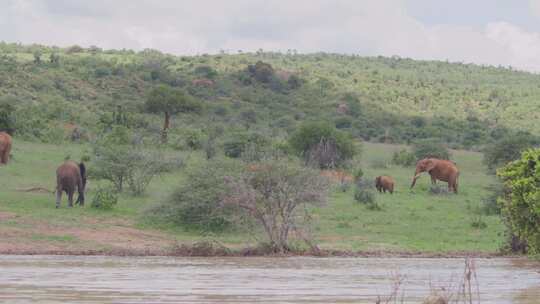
[0,42,538,151]
[150,158,242,232]
[483,134,538,172]
[497,149,540,254]
[288,121,356,168]
[412,139,450,160]
[91,186,118,210]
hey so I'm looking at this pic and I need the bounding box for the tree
[497,149,540,254]
[222,160,330,252]
[289,121,356,169]
[145,85,201,143]
[413,139,450,160]
[483,134,538,172]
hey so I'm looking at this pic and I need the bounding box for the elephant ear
[425,160,436,172]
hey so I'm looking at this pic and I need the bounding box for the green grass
[0,140,505,254]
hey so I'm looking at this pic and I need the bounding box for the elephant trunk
[410,172,421,189]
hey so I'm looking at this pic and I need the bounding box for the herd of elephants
[0,130,460,208]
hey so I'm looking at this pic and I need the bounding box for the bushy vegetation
[413,139,450,160]
[1,43,538,152]
[483,134,538,172]
[288,121,356,168]
[391,149,416,167]
[91,186,118,210]
[497,149,540,254]
[150,158,242,232]
[223,159,330,252]
[90,141,178,195]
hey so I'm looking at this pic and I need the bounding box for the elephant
[375,175,394,194]
[410,158,459,193]
[55,161,86,208]
[0,132,12,165]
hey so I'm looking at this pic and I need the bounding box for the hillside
[1,43,539,149]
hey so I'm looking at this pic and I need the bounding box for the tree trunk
[161,111,170,144]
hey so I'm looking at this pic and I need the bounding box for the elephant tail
[79,162,87,189]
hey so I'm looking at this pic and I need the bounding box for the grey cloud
[1,0,540,72]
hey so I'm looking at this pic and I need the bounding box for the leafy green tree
[497,149,540,254]
[413,139,450,160]
[0,102,16,134]
[145,85,202,143]
[483,134,537,172]
[289,121,356,168]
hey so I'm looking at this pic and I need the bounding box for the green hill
[1,42,539,149]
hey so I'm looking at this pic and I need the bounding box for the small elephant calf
[375,175,394,194]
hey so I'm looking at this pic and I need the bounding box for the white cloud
[2,0,540,72]
[531,0,540,18]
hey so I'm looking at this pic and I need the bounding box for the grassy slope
[0,140,503,254]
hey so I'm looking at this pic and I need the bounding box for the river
[0,255,538,303]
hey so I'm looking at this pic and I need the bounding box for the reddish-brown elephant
[375,176,394,194]
[410,158,459,193]
[56,161,86,208]
[0,132,12,165]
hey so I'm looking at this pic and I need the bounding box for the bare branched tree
[222,160,330,253]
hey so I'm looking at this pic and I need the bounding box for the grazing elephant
[375,176,394,194]
[0,132,12,165]
[410,158,459,193]
[55,161,86,208]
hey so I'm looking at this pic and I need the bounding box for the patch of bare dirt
[0,214,176,255]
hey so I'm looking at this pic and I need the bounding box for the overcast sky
[2,0,540,72]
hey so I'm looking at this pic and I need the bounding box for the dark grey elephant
[55,161,86,208]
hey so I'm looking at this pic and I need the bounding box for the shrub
[481,183,504,215]
[354,187,381,210]
[392,149,416,167]
[91,186,118,210]
[90,142,174,195]
[183,128,206,150]
[0,102,15,134]
[289,121,356,169]
[223,159,330,253]
[370,159,389,169]
[150,158,242,232]
[413,139,450,160]
[223,132,270,159]
[193,65,218,79]
[483,134,537,172]
[354,188,375,204]
[247,61,275,83]
[497,149,540,254]
[353,168,364,182]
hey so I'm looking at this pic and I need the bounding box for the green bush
[90,142,176,195]
[483,134,537,172]
[149,158,242,232]
[353,187,381,211]
[223,132,270,159]
[289,121,356,169]
[354,187,375,204]
[413,139,450,160]
[497,149,540,254]
[391,149,416,167]
[91,186,118,210]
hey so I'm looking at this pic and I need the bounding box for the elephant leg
[55,190,62,208]
[68,192,74,207]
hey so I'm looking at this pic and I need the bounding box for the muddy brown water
[0,256,538,303]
